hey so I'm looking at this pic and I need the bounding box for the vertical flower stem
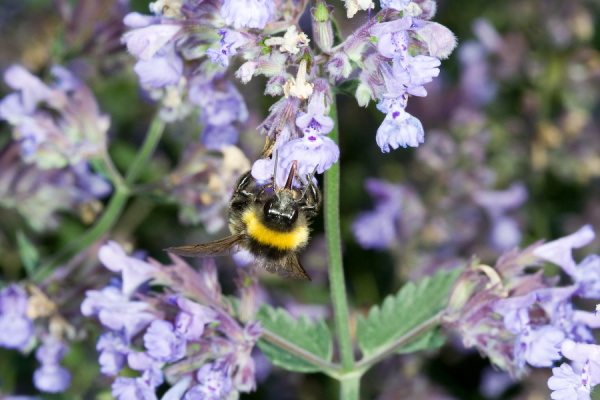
[33,114,165,283]
[324,97,356,380]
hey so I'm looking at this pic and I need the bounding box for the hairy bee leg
[230,171,258,212]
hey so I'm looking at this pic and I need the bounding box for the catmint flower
[127,352,165,388]
[206,30,252,68]
[533,225,594,275]
[264,26,310,55]
[221,0,274,29]
[0,65,109,168]
[81,286,156,340]
[548,363,591,400]
[0,284,34,349]
[33,337,71,393]
[376,107,425,151]
[283,59,314,100]
[184,363,233,400]
[169,295,218,340]
[97,332,131,376]
[99,241,159,298]
[278,133,340,176]
[134,45,184,88]
[324,52,352,79]
[121,23,181,61]
[112,377,157,400]
[143,320,187,363]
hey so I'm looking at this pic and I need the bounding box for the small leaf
[356,268,462,357]
[396,328,446,354]
[17,231,40,276]
[256,305,332,373]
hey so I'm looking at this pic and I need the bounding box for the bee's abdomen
[242,208,309,251]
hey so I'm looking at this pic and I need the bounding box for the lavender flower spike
[0,284,34,349]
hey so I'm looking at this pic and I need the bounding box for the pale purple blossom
[376,109,425,151]
[221,0,274,29]
[112,377,158,400]
[97,332,131,376]
[0,284,34,349]
[206,30,251,67]
[548,363,591,400]
[143,320,187,363]
[134,45,184,88]
[33,337,71,393]
[278,134,340,176]
[169,295,218,340]
[121,23,181,61]
[184,363,233,400]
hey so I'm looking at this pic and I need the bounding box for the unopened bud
[311,0,335,53]
[355,82,373,107]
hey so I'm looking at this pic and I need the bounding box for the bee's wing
[261,253,312,281]
[164,233,245,258]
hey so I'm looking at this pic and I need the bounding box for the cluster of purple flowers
[0,65,112,231]
[0,284,72,393]
[443,225,600,399]
[82,241,262,399]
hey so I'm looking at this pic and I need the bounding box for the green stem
[339,374,361,400]
[125,115,165,186]
[33,114,165,282]
[355,311,444,370]
[324,96,355,372]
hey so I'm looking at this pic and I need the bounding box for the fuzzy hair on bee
[165,159,321,280]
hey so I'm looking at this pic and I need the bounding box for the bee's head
[263,192,299,227]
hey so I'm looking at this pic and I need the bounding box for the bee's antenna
[296,164,319,202]
[284,160,297,190]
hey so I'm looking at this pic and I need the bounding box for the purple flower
[278,133,340,176]
[143,320,187,362]
[122,23,181,61]
[127,352,165,388]
[33,365,71,393]
[548,363,591,400]
[206,30,251,67]
[533,225,595,276]
[574,254,600,298]
[190,80,248,127]
[133,45,184,88]
[33,337,71,393]
[112,377,158,400]
[184,363,233,400]
[98,241,158,298]
[201,124,239,150]
[0,284,29,315]
[380,0,412,11]
[97,332,131,376]
[1,65,52,116]
[560,340,600,386]
[375,108,425,151]
[353,210,398,249]
[378,31,410,59]
[514,325,564,368]
[0,284,33,349]
[81,286,156,339]
[169,296,218,340]
[295,90,334,135]
[221,0,274,29]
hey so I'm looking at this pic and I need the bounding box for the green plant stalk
[340,374,361,400]
[324,97,356,375]
[33,114,165,283]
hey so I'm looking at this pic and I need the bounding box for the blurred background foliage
[0,0,599,398]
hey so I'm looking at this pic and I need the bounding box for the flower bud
[310,0,335,53]
[355,82,373,107]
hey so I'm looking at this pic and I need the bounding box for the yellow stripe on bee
[242,209,309,250]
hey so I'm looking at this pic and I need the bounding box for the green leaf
[396,327,446,354]
[16,231,40,276]
[256,305,333,373]
[356,268,462,357]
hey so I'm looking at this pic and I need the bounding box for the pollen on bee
[242,209,309,250]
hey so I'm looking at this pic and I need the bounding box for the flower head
[221,0,274,29]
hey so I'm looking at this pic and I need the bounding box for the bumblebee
[165,159,321,280]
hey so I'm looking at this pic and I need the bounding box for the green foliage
[256,304,333,373]
[16,231,40,276]
[356,268,462,357]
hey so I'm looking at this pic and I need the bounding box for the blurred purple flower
[143,320,187,363]
[514,325,564,368]
[33,337,71,393]
[134,45,184,88]
[353,210,398,249]
[206,30,252,68]
[533,225,595,275]
[169,295,218,340]
[548,363,591,400]
[221,0,274,29]
[112,377,158,400]
[121,23,181,61]
[97,332,131,376]
[0,284,33,349]
[376,109,425,151]
[184,362,233,400]
[98,241,158,298]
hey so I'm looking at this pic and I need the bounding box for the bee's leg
[230,171,257,212]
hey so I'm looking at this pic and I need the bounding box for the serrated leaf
[396,327,446,354]
[256,305,332,373]
[17,231,40,276]
[357,268,462,357]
